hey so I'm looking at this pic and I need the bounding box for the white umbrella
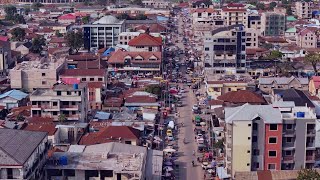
[163,148,176,153]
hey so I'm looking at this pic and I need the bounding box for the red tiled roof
[49,37,67,43]
[128,33,162,46]
[79,126,140,145]
[104,97,123,107]
[24,123,57,136]
[227,3,245,7]
[61,77,81,85]
[135,24,167,33]
[61,69,105,77]
[191,8,215,13]
[58,13,76,20]
[88,82,103,88]
[207,100,224,106]
[108,50,162,64]
[125,95,157,103]
[298,27,317,36]
[217,90,266,104]
[206,80,247,84]
[26,117,54,124]
[246,48,268,54]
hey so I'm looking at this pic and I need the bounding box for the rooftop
[13,58,64,71]
[128,33,162,46]
[217,90,266,104]
[60,69,106,77]
[92,15,123,25]
[0,129,47,165]
[0,90,28,100]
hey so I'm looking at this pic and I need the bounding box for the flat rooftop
[13,57,64,71]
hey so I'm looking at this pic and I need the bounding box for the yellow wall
[232,121,252,177]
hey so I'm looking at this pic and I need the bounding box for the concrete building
[30,83,88,122]
[142,0,171,9]
[0,128,49,180]
[83,16,126,51]
[128,33,162,52]
[118,32,161,46]
[296,27,318,48]
[225,103,317,178]
[295,1,312,19]
[190,8,224,32]
[261,12,286,36]
[258,76,309,94]
[10,57,65,92]
[247,11,261,34]
[45,142,163,180]
[203,24,246,70]
[0,40,11,75]
[246,28,259,48]
[222,3,248,27]
[205,80,248,99]
[60,69,107,86]
[0,90,28,109]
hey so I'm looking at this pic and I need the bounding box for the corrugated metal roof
[0,90,28,100]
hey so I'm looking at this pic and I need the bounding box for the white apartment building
[83,16,126,51]
[10,57,65,92]
[295,1,312,19]
[30,83,88,122]
[222,3,248,27]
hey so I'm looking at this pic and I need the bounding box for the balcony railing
[306,155,315,161]
[283,156,294,161]
[61,105,79,109]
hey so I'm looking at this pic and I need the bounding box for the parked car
[192,104,199,111]
[167,135,174,141]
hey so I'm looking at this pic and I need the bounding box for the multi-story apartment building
[295,1,312,19]
[222,3,247,27]
[128,33,162,52]
[10,57,65,92]
[296,27,318,48]
[204,24,246,70]
[225,103,317,178]
[30,83,88,122]
[118,32,161,46]
[258,76,309,94]
[0,129,49,179]
[60,69,107,86]
[83,15,126,51]
[142,0,171,9]
[246,28,259,48]
[0,40,11,75]
[191,8,224,32]
[261,12,286,36]
[247,12,261,35]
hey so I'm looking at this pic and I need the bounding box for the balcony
[65,114,80,120]
[282,130,295,137]
[306,155,315,163]
[307,130,316,137]
[61,105,79,110]
[282,156,294,163]
[306,142,316,150]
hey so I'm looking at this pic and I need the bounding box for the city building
[0,128,49,179]
[45,142,163,180]
[59,69,107,85]
[83,15,126,51]
[190,8,224,32]
[107,50,162,75]
[309,76,320,97]
[118,32,161,46]
[0,40,12,75]
[191,0,212,8]
[203,24,246,70]
[30,83,88,122]
[225,103,317,178]
[88,82,103,110]
[217,90,266,106]
[296,27,318,48]
[10,58,65,92]
[221,3,248,27]
[142,0,171,9]
[245,28,259,48]
[205,80,248,99]
[258,76,309,94]
[0,89,28,109]
[128,33,162,52]
[295,1,312,19]
[261,12,286,36]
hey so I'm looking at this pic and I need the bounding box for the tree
[30,36,46,53]
[58,114,66,123]
[82,16,90,24]
[131,0,142,5]
[256,3,265,10]
[11,27,26,41]
[16,114,25,122]
[66,31,84,53]
[297,169,320,180]
[145,84,162,97]
[266,50,283,60]
[14,14,26,24]
[269,2,277,10]
[213,139,224,150]
[4,6,17,20]
[31,2,44,11]
[304,52,320,74]
[116,13,131,20]
[55,30,63,37]
[136,14,147,20]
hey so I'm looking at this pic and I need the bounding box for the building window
[253,149,259,155]
[269,137,277,144]
[286,124,293,130]
[53,111,58,115]
[42,73,46,76]
[247,150,250,153]
[205,47,209,51]
[98,78,103,81]
[67,91,71,95]
[248,124,251,127]
[57,91,61,96]
[268,164,276,170]
[285,151,292,156]
[286,137,293,143]
[269,151,277,157]
[270,124,278,131]
[81,78,86,81]
[53,102,58,106]
[90,78,94,81]
[255,162,259,168]
[42,81,46,85]
[247,163,250,166]
[252,136,257,142]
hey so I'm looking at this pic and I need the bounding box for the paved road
[175,87,203,180]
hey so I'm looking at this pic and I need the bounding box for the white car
[167,135,174,141]
[180,89,186,93]
[192,104,199,111]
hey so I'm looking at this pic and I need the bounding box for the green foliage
[269,2,277,10]
[213,139,224,150]
[275,61,294,77]
[4,6,17,20]
[30,37,46,53]
[55,30,63,37]
[286,6,293,16]
[66,31,84,53]
[16,114,25,122]
[304,53,320,74]
[135,14,147,20]
[14,14,26,24]
[11,27,26,41]
[266,50,283,60]
[131,0,142,5]
[145,84,162,97]
[297,169,320,180]
[31,2,44,11]
[82,16,90,24]
[58,114,67,123]
[256,3,265,10]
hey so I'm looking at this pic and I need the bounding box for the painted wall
[264,124,282,170]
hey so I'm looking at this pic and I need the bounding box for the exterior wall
[295,2,312,19]
[222,10,247,27]
[246,28,258,48]
[297,32,317,48]
[0,96,20,109]
[259,81,308,94]
[309,80,318,96]
[264,124,282,170]
[129,46,161,52]
[205,82,247,98]
[251,118,266,171]
[231,121,252,178]
[0,41,11,75]
[88,87,102,110]
[261,13,286,36]
[60,75,106,84]
[17,0,85,4]
[142,0,171,8]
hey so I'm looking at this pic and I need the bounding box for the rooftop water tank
[296,112,305,118]
[73,84,78,90]
[59,156,68,165]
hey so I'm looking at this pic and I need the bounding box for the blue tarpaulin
[102,47,115,57]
